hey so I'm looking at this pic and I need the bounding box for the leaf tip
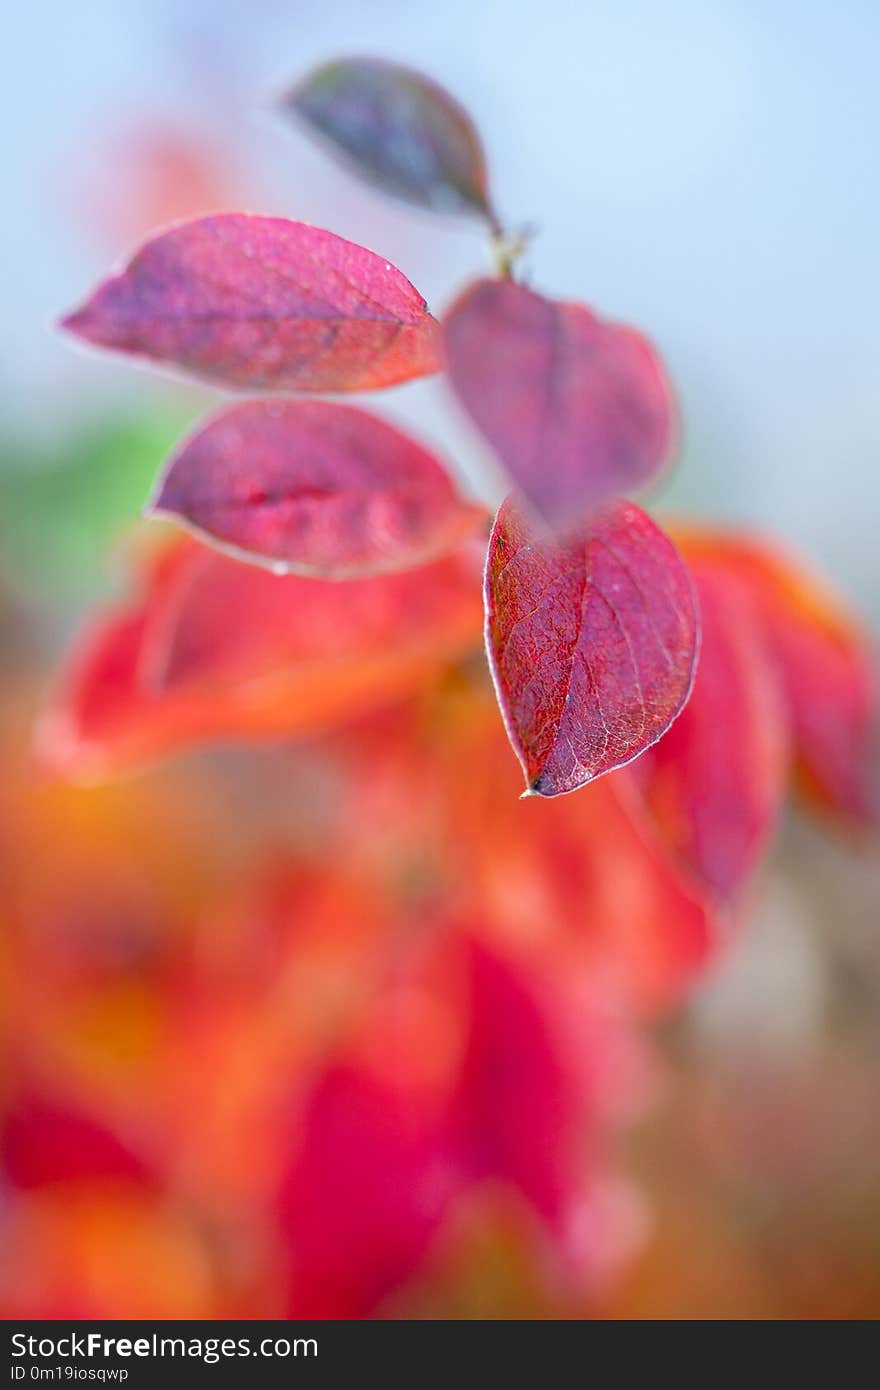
[141,498,168,525]
[140,468,177,525]
[519,781,543,800]
[58,306,90,340]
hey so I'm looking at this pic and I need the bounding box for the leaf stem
[488,218,531,281]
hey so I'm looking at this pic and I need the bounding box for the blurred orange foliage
[1,519,875,1318]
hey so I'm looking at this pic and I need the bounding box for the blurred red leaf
[674,528,877,824]
[283,58,493,221]
[634,563,790,902]
[278,1063,455,1319]
[150,399,484,577]
[449,940,583,1229]
[61,214,441,392]
[444,279,675,530]
[277,935,596,1318]
[1,1089,154,1191]
[38,536,483,778]
[72,123,240,250]
[484,498,698,797]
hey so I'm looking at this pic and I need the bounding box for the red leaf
[38,536,484,778]
[634,562,790,902]
[150,399,484,577]
[282,58,493,221]
[278,1064,454,1318]
[276,933,599,1317]
[444,279,675,531]
[2,1090,154,1191]
[484,498,698,798]
[60,214,441,392]
[674,528,877,823]
[450,941,581,1228]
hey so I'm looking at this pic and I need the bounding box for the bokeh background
[1,0,878,1319]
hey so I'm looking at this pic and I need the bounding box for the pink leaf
[282,58,493,221]
[484,497,698,797]
[444,279,675,531]
[149,399,484,577]
[61,214,441,392]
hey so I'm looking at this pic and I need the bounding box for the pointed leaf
[634,562,790,902]
[61,214,441,392]
[445,279,675,531]
[283,58,493,220]
[484,498,698,797]
[150,399,484,577]
[673,528,877,823]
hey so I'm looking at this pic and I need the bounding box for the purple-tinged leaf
[484,497,699,797]
[283,58,493,221]
[61,214,441,392]
[445,279,676,532]
[149,399,485,577]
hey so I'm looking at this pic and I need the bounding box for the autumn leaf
[484,498,698,798]
[277,1062,453,1319]
[1,1088,154,1191]
[634,562,790,902]
[60,214,441,392]
[282,58,494,222]
[149,399,485,577]
[37,536,483,778]
[674,528,877,824]
[276,933,594,1318]
[448,939,584,1229]
[444,279,675,531]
